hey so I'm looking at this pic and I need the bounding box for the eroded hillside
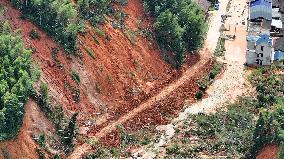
[0,0,204,158]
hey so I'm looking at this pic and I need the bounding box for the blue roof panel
[256,34,272,46]
[274,51,284,61]
[250,0,272,7]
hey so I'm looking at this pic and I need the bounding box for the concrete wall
[255,43,272,65]
[246,49,257,64]
[246,43,272,65]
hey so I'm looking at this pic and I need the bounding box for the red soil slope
[0,0,178,147]
[0,0,211,157]
[0,100,55,159]
[257,144,279,159]
[0,0,176,129]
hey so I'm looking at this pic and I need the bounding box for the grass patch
[123,29,137,45]
[94,27,105,37]
[92,35,100,45]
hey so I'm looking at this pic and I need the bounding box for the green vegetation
[196,61,222,98]
[36,83,79,155]
[94,27,106,37]
[64,81,81,103]
[85,125,156,158]
[0,4,5,16]
[62,113,78,153]
[214,36,226,57]
[195,90,203,100]
[165,97,257,158]
[12,0,79,53]
[77,0,113,27]
[35,148,46,159]
[123,28,137,45]
[29,29,40,39]
[164,67,284,158]
[249,68,284,108]
[83,45,96,60]
[37,83,65,130]
[247,68,284,158]
[144,0,207,67]
[71,70,81,84]
[1,148,10,159]
[0,21,36,140]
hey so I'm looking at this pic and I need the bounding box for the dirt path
[132,0,253,158]
[93,0,231,141]
[68,0,230,158]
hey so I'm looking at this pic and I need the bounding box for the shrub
[214,37,226,57]
[83,45,96,60]
[29,29,40,39]
[35,148,45,159]
[71,70,81,84]
[195,90,203,100]
[95,82,101,93]
[94,28,105,37]
[37,134,46,148]
[209,62,222,79]
[117,0,128,6]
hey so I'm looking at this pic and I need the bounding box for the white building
[246,34,273,65]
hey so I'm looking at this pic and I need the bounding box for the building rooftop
[272,19,283,28]
[256,34,273,46]
[274,50,284,61]
[193,0,211,12]
[250,0,272,7]
[247,35,260,42]
[272,8,281,17]
[250,0,273,20]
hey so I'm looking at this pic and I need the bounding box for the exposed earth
[0,0,280,158]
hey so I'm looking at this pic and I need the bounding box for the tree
[63,113,78,153]
[12,0,79,53]
[0,21,35,139]
[179,3,206,52]
[144,0,207,67]
[154,10,185,67]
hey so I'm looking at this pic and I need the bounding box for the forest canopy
[0,21,36,139]
[143,0,207,67]
[12,0,79,53]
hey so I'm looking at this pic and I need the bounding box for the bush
[209,62,222,79]
[29,29,40,39]
[214,37,226,57]
[83,45,96,60]
[195,90,203,100]
[94,28,105,37]
[71,70,81,84]
[35,148,45,159]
